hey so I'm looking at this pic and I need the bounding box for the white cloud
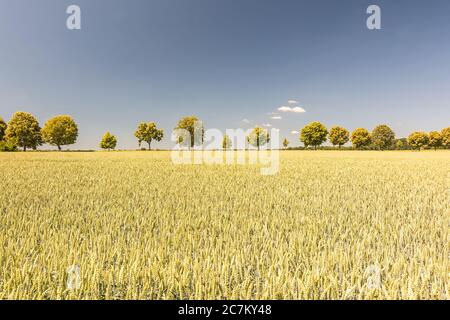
[278,106,291,112]
[278,106,306,113]
[288,100,298,105]
[242,118,251,124]
[271,116,282,120]
[263,123,272,127]
[292,107,305,113]
[290,130,299,134]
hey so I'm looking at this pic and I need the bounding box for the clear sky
[0,0,449,149]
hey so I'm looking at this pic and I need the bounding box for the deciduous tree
[174,116,204,149]
[222,135,232,150]
[351,128,371,149]
[0,117,6,141]
[100,132,117,150]
[428,131,442,150]
[441,127,450,148]
[283,138,289,149]
[247,127,269,151]
[407,132,429,150]
[41,115,78,150]
[0,140,17,152]
[5,112,42,151]
[300,122,328,149]
[329,126,349,148]
[372,125,395,150]
[134,122,164,150]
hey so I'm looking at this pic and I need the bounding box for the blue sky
[0,0,449,149]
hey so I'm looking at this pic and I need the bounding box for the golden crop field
[0,151,448,300]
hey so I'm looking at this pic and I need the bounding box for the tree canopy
[372,125,395,150]
[351,128,371,149]
[329,126,349,148]
[100,132,117,150]
[0,117,7,141]
[41,115,78,150]
[441,127,450,148]
[174,116,204,149]
[222,135,232,150]
[247,127,270,150]
[5,112,42,151]
[300,122,328,149]
[134,122,164,150]
[428,131,442,150]
[407,132,429,150]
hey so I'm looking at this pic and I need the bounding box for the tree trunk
[148,140,152,150]
[58,145,61,151]
[23,146,26,152]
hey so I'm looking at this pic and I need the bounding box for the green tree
[283,138,289,149]
[398,138,410,150]
[174,116,204,149]
[0,117,7,141]
[100,132,117,150]
[407,131,429,150]
[372,125,395,150]
[395,139,404,150]
[134,122,164,150]
[300,121,328,149]
[5,112,42,151]
[41,115,78,150]
[428,131,442,150]
[329,126,349,148]
[222,135,232,150]
[441,127,450,148]
[247,127,270,151]
[0,139,17,152]
[351,128,371,149]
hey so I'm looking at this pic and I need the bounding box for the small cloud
[278,106,291,112]
[263,123,272,127]
[292,107,305,113]
[278,106,306,113]
[242,118,251,124]
[271,116,282,120]
[291,130,299,134]
[288,100,299,105]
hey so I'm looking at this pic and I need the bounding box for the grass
[0,151,448,299]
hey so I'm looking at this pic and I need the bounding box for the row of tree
[0,112,449,151]
[0,112,78,151]
[0,112,189,151]
[287,122,450,150]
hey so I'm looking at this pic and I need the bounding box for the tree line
[0,112,449,151]
[0,112,194,151]
[291,122,450,151]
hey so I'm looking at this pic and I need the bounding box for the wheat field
[0,151,448,299]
